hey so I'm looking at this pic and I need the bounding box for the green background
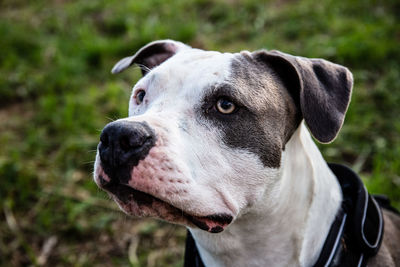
[1,0,399,266]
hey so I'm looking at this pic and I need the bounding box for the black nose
[99,120,156,172]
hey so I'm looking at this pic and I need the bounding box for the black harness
[184,163,391,267]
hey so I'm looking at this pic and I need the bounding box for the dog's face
[94,40,353,233]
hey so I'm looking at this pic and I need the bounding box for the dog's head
[93,40,353,233]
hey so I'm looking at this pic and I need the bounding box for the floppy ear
[111,39,191,75]
[253,50,353,143]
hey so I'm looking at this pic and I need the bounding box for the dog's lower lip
[101,181,233,232]
[102,181,155,206]
[188,214,232,233]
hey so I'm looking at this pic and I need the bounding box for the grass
[0,0,399,265]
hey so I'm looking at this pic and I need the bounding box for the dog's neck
[189,123,343,267]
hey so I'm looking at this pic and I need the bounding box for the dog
[93,40,400,266]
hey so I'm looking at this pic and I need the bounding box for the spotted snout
[98,120,156,184]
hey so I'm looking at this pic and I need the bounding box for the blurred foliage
[0,0,399,266]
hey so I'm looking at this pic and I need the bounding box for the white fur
[191,123,342,267]
[94,46,343,266]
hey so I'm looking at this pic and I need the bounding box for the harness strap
[312,163,384,267]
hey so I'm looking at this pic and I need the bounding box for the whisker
[136,63,151,73]
[106,117,116,122]
[82,161,96,165]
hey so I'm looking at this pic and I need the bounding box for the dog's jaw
[189,123,343,267]
[99,174,233,233]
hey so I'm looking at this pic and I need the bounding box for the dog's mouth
[99,175,233,233]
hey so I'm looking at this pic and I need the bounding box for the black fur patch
[197,53,301,168]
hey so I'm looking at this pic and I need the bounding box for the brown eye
[135,90,146,105]
[216,98,236,114]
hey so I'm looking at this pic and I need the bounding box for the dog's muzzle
[98,120,156,184]
[95,120,234,233]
